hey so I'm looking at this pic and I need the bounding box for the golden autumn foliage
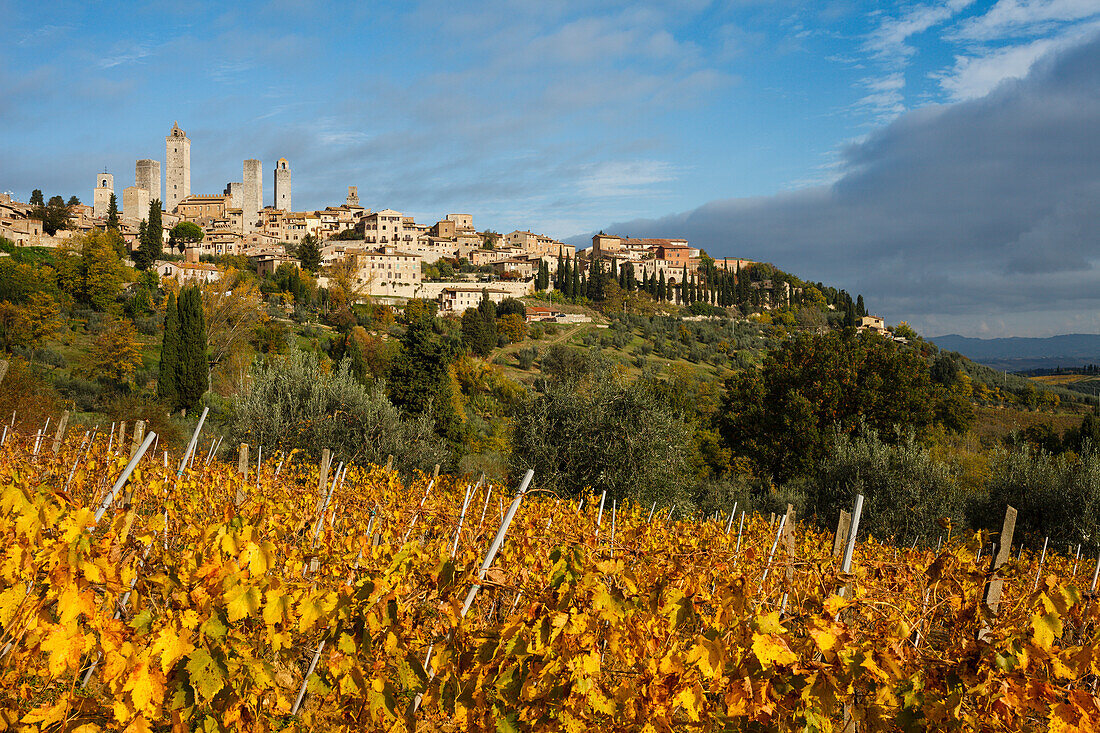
[0,428,1099,732]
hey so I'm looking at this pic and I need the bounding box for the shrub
[516,346,538,370]
[811,428,963,546]
[226,351,447,474]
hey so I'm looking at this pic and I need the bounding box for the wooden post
[235,443,249,507]
[118,421,126,453]
[317,449,331,499]
[432,463,440,479]
[51,411,70,455]
[0,359,8,385]
[833,510,852,558]
[385,454,393,471]
[983,505,1017,614]
[129,420,145,459]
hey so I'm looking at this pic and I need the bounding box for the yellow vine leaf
[752,632,797,668]
[224,584,261,622]
[123,660,166,718]
[40,623,89,677]
[673,681,705,722]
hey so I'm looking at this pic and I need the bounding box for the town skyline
[4,2,1100,337]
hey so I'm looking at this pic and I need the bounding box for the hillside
[931,333,1100,371]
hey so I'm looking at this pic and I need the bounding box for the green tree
[105,194,120,230]
[158,291,180,408]
[169,221,204,253]
[720,330,938,483]
[134,200,163,269]
[462,307,490,357]
[55,231,126,311]
[510,352,693,506]
[41,196,72,236]
[29,190,44,208]
[297,233,321,272]
[387,301,460,439]
[176,284,208,411]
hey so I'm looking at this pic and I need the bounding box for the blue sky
[3,1,1100,336]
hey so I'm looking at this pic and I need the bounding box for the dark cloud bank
[578,33,1100,338]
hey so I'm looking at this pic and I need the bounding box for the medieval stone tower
[165,122,190,212]
[242,159,263,230]
[92,172,114,218]
[346,186,360,207]
[135,159,161,205]
[273,158,291,211]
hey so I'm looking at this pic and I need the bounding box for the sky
[2,1,1100,337]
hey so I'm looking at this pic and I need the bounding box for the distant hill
[931,333,1100,372]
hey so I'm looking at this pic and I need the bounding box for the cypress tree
[572,260,581,300]
[477,290,498,353]
[176,284,209,411]
[856,294,867,317]
[106,193,120,230]
[157,291,180,409]
[136,199,163,270]
[562,257,572,298]
[658,271,666,302]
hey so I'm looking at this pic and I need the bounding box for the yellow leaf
[40,624,88,677]
[150,627,194,675]
[752,633,797,668]
[673,682,704,722]
[123,660,166,718]
[224,584,261,622]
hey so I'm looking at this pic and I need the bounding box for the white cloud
[954,0,1100,41]
[936,20,1100,99]
[579,160,678,198]
[865,0,977,65]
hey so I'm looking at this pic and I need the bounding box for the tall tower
[165,122,190,212]
[346,186,360,207]
[135,159,161,205]
[93,172,114,218]
[273,158,291,211]
[242,159,262,231]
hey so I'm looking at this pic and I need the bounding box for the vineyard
[1,421,1099,732]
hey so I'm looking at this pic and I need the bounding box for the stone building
[122,186,149,222]
[136,159,161,204]
[92,172,113,218]
[242,159,262,231]
[166,122,191,212]
[273,158,291,211]
[346,186,360,207]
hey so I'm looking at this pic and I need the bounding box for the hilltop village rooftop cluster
[0,121,797,316]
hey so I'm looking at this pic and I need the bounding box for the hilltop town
[0,122,788,316]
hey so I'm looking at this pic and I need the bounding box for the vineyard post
[118,421,125,454]
[760,513,788,589]
[837,494,864,599]
[780,504,796,614]
[51,411,69,455]
[736,512,745,555]
[316,449,332,507]
[107,422,115,453]
[1090,552,1100,594]
[129,420,145,459]
[385,454,393,471]
[412,469,536,714]
[204,438,216,465]
[462,469,535,615]
[0,359,7,385]
[0,426,6,447]
[1073,544,1081,576]
[92,431,157,525]
[238,443,249,477]
[647,501,656,523]
[725,502,738,535]
[595,490,607,542]
[256,444,262,490]
[451,484,474,557]
[274,450,286,476]
[479,483,493,531]
[175,406,209,478]
[982,505,1016,615]
[833,511,852,558]
[1032,536,1049,591]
